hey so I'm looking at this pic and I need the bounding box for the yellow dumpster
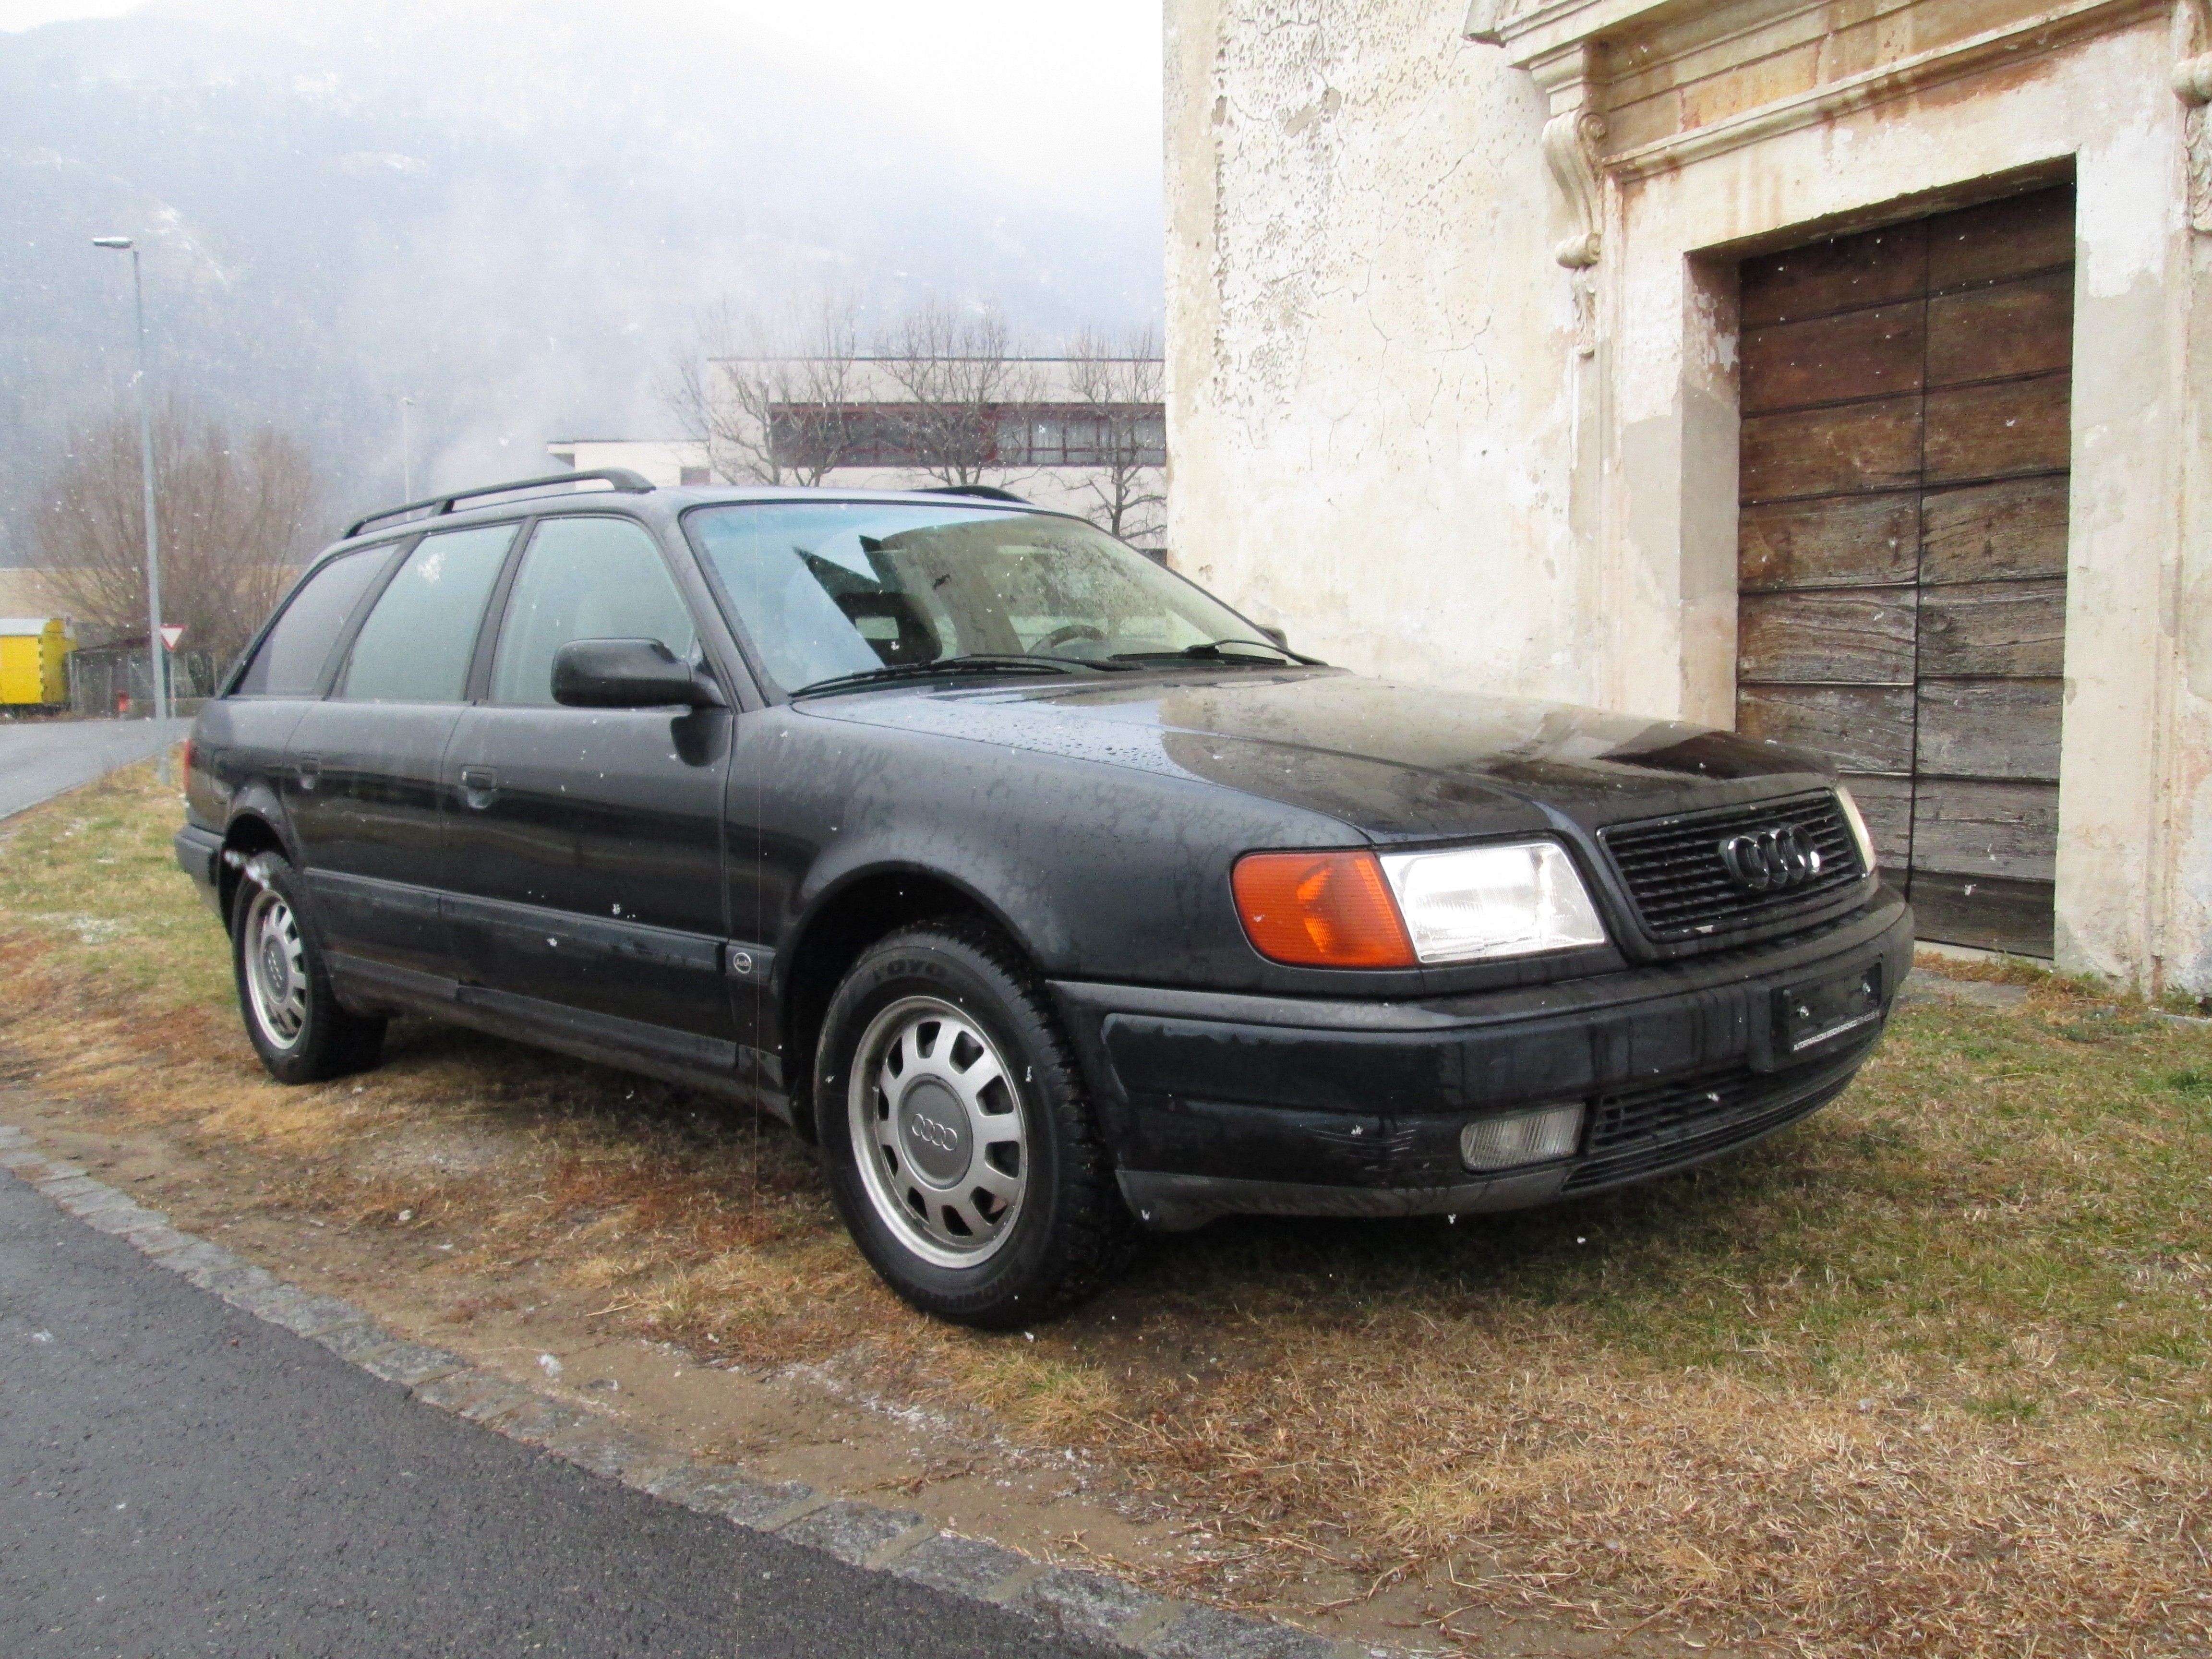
[0,617,74,709]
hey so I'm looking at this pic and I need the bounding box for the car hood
[797,667,1831,842]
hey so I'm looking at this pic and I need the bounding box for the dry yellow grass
[4,757,2210,1655]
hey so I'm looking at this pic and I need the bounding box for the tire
[230,852,387,1084]
[815,921,1134,1327]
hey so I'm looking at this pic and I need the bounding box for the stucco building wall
[1166,0,2212,991]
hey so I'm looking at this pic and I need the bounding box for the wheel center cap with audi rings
[896,1079,971,1185]
[261,938,290,992]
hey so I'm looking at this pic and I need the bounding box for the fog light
[1459,1103,1584,1172]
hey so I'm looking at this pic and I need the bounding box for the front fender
[735,711,1359,989]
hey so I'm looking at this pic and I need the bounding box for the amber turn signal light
[1232,849,1417,969]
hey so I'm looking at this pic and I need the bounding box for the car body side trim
[440,890,724,974]
[454,983,738,1070]
[325,952,791,1122]
[326,950,458,1006]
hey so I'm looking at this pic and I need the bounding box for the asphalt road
[0,718,193,821]
[0,1170,1117,1659]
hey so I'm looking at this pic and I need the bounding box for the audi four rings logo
[908,1111,962,1153]
[1719,824,1823,891]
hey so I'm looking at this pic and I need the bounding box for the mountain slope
[0,0,1164,553]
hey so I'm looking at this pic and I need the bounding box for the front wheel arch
[776,867,1025,1142]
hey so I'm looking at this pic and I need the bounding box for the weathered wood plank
[1920,475,2070,583]
[1736,683,1915,773]
[1740,218,1928,327]
[1926,270,2072,387]
[1908,870,2055,957]
[1737,588,1916,683]
[1741,396,1922,503]
[1914,678,2063,780]
[1917,579,2067,677]
[1909,778,2057,880]
[1739,492,1920,590]
[1923,373,2070,484]
[1743,303,1924,413]
[1925,186,2073,291]
[1839,772,1913,869]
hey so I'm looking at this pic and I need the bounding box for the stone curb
[3,1127,1368,1659]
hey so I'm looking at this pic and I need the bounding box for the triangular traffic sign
[159,625,185,650]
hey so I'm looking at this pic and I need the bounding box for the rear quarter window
[231,545,390,697]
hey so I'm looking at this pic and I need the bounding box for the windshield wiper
[1109,638,1321,666]
[789,655,1088,698]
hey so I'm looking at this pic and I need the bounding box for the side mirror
[551,638,725,709]
[1255,624,1290,650]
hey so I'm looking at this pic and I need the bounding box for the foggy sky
[0,0,1166,559]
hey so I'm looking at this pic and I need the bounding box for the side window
[232,547,387,697]
[338,525,516,703]
[490,517,698,706]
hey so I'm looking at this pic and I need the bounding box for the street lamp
[399,396,416,499]
[92,236,170,781]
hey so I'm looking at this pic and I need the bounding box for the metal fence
[66,649,220,717]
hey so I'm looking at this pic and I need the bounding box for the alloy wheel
[847,996,1028,1268]
[242,886,309,1049]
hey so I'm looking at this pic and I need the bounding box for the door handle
[296,754,321,792]
[458,765,499,809]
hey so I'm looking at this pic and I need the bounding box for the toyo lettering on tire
[230,852,387,1084]
[814,921,1133,1327]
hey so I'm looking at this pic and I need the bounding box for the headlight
[1834,785,1878,874]
[1378,841,1607,963]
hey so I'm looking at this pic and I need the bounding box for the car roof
[316,480,1068,566]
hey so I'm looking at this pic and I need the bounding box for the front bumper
[1050,887,1913,1230]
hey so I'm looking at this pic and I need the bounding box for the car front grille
[1598,790,1863,940]
[1562,1053,1862,1193]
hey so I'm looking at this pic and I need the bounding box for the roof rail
[344,468,655,540]
[916,484,1028,504]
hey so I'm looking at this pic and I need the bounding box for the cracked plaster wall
[1166,0,1590,699]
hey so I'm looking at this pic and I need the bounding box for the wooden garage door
[1735,186,2072,958]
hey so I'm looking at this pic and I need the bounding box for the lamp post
[399,396,415,499]
[92,236,170,782]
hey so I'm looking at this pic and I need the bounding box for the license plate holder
[1776,961,1885,1057]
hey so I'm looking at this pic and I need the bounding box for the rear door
[282,523,517,981]
[440,514,737,1070]
[217,542,397,854]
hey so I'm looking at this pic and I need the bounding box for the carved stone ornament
[1462,0,1532,47]
[2180,51,2212,234]
[1542,106,1608,267]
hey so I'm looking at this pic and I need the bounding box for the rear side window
[490,517,697,706]
[338,524,517,703]
[232,547,387,697]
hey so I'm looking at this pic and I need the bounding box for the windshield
[685,501,1273,694]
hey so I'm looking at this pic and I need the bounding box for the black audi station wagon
[177,470,1911,1325]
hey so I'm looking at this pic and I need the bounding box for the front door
[1735,185,2072,956]
[441,514,736,1070]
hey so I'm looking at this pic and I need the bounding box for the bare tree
[1065,325,1167,547]
[876,301,1041,489]
[34,400,318,667]
[661,296,861,486]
